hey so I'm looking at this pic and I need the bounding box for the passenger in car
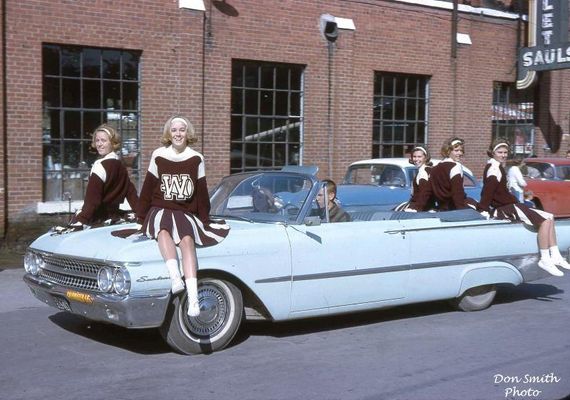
[399,146,435,212]
[478,138,570,276]
[62,124,139,232]
[137,116,230,317]
[430,137,478,211]
[316,179,351,222]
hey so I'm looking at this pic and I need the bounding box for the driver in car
[316,179,351,223]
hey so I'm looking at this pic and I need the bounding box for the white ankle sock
[185,277,198,302]
[549,246,563,260]
[165,259,181,281]
[540,249,551,261]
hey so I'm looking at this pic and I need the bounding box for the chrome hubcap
[185,283,229,337]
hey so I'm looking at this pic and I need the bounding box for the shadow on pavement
[240,281,563,340]
[495,282,564,304]
[241,300,453,341]
[48,312,171,355]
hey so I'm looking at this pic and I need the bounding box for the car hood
[29,221,286,263]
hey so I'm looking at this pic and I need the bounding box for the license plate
[66,290,93,304]
[53,296,72,312]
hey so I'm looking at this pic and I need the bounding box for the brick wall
[5,0,205,221]
[3,0,570,229]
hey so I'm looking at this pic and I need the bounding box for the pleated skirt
[493,203,552,228]
[142,207,230,247]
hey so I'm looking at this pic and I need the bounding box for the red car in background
[524,157,570,217]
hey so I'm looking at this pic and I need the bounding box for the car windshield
[526,163,556,179]
[209,172,315,223]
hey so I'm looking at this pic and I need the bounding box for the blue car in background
[338,158,481,207]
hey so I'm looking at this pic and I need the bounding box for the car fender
[457,263,523,297]
[197,267,276,321]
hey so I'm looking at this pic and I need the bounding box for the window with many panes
[372,72,428,158]
[230,60,304,173]
[492,82,534,158]
[42,44,141,201]
[373,72,429,158]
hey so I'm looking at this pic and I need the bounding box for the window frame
[230,60,304,174]
[372,72,430,158]
[41,44,141,204]
[492,82,535,158]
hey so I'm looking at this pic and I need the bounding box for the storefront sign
[517,0,570,88]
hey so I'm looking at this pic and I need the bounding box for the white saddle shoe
[538,259,564,277]
[552,257,570,271]
[171,279,185,295]
[187,298,201,317]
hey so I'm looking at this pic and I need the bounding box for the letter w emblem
[161,174,194,200]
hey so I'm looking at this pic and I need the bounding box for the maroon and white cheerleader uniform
[407,164,436,211]
[478,158,552,226]
[430,158,477,211]
[73,152,139,225]
[137,145,229,247]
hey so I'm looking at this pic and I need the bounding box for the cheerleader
[478,138,569,276]
[430,137,477,210]
[71,124,138,227]
[137,116,230,317]
[405,146,435,212]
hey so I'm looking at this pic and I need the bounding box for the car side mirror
[304,216,322,226]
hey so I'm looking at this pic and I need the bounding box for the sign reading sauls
[517,0,570,88]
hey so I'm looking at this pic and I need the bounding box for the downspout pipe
[327,41,333,177]
[1,0,8,238]
[451,0,458,134]
[201,4,211,154]
[451,0,458,59]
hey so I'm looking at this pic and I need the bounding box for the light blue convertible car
[23,167,570,354]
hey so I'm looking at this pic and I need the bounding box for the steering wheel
[252,187,277,213]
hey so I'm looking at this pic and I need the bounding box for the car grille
[38,253,112,292]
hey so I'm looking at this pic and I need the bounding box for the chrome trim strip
[255,252,538,284]
[384,220,509,234]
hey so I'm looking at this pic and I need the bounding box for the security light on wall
[457,33,472,45]
[320,14,338,42]
[319,14,355,43]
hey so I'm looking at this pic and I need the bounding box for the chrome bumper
[23,273,170,329]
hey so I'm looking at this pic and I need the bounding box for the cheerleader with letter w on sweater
[137,116,230,317]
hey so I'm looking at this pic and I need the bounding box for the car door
[286,219,410,315]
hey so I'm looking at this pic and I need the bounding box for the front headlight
[23,251,33,273]
[24,251,43,275]
[113,267,131,295]
[97,267,114,292]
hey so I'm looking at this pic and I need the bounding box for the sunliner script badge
[136,275,170,283]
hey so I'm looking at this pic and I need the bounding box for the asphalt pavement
[1,266,570,400]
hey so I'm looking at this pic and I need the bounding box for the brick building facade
[1,0,569,238]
